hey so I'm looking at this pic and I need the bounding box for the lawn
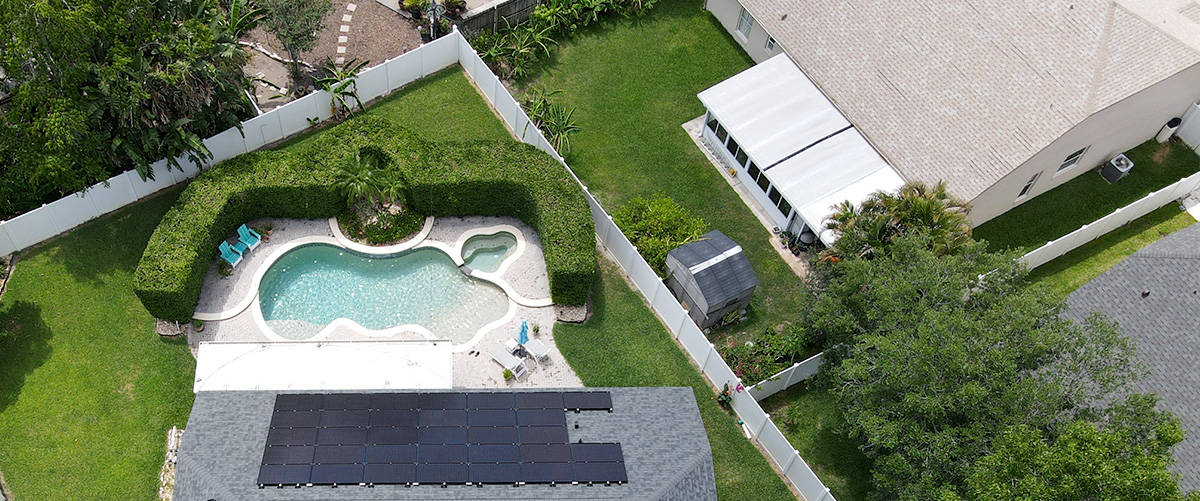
[0,188,195,500]
[975,140,1200,252]
[555,259,794,500]
[1029,206,1195,297]
[759,382,875,501]
[523,0,807,345]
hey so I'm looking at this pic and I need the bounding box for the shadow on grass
[0,301,52,413]
[51,187,183,286]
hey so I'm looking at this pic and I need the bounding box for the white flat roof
[697,53,849,167]
[699,54,906,244]
[193,341,453,392]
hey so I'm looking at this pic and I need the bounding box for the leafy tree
[0,0,261,218]
[966,396,1198,501]
[259,0,332,83]
[824,181,971,260]
[612,193,707,276]
[808,234,1154,499]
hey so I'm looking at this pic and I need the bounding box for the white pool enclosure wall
[697,53,905,244]
[193,341,453,392]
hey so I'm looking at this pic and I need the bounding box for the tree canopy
[258,0,332,81]
[0,0,260,219]
[823,181,971,260]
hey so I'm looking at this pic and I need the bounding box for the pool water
[461,232,518,273]
[258,244,509,343]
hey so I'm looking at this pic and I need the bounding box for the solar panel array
[257,391,625,487]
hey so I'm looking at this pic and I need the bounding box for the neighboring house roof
[173,387,716,500]
[666,230,758,313]
[738,0,1200,200]
[1066,222,1200,491]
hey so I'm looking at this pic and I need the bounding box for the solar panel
[469,462,522,484]
[364,444,417,464]
[516,392,564,409]
[314,445,364,464]
[468,409,516,427]
[467,392,515,410]
[570,443,624,463]
[573,461,628,483]
[562,391,613,411]
[311,463,363,485]
[415,463,468,484]
[468,444,518,463]
[260,392,627,488]
[363,463,415,484]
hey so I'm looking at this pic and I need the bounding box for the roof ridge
[1083,2,1119,114]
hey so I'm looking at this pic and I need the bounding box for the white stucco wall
[966,63,1200,225]
[705,0,783,63]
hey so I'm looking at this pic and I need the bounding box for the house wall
[968,63,1200,225]
[704,0,783,63]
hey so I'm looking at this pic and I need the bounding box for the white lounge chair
[488,344,528,379]
[523,338,551,363]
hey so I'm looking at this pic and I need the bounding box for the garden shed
[665,230,757,329]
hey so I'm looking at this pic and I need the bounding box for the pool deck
[189,216,582,390]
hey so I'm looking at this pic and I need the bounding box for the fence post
[756,413,770,437]
[701,344,715,372]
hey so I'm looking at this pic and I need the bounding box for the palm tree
[332,149,387,206]
[824,181,971,259]
[316,58,369,120]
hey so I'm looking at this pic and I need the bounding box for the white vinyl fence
[747,352,826,401]
[0,33,464,257]
[453,31,834,501]
[1020,170,1200,269]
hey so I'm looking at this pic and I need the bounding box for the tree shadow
[0,301,53,413]
[51,186,184,285]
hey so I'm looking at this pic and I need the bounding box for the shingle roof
[173,388,716,500]
[1066,222,1200,491]
[738,0,1200,200]
[666,231,758,313]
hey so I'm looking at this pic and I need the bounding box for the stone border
[454,224,553,308]
[328,215,435,254]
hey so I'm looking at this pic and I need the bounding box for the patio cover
[193,341,452,392]
[697,53,905,245]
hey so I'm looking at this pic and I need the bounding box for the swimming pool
[461,231,518,273]
[257,244,510,343]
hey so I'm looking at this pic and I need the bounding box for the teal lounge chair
[237,224,261,250]
[219,242,243,266]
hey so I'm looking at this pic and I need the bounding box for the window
[715,124,728,143]
[748,162,761,179]
[766,37,776,51]
[706,116,719,133]
[735,149,748,166]
[726,137,740,157]
[756,173,770,193]
[1017,172,1040,199]
[767,186,782,204]
[1058,147,1088,172]
[737,7,753,38]
[777,196,793,217]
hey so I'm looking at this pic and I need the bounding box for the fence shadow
[51,187,183,285]
[0,301,53,414]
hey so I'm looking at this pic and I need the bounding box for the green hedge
[133,116,594,321]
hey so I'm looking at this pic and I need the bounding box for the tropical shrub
[134,116,594,321]
[823,181,971,260]
[721,326,809,384]
[612,194,706,276]
[338,207,424,244]
[521,87,581,153]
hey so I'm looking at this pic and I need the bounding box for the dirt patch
[1152,141,1174,164]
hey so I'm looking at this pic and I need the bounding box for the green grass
[0,188,195,500]
[525,0,805,344]
[1030,206,1195,297]
[555,259,794,500]
[975,140,1200,252]
[760,383,874,501]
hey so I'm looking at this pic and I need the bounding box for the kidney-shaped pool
[257,244,510,343]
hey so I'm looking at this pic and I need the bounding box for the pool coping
[193,217,551,351]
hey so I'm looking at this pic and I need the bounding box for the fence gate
[1177,102,1200,151]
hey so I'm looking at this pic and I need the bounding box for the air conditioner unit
[1101,154,1133,183]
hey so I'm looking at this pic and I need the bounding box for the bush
[612,193,706,276]
[337,206,424,244]
[403,0,429,14]
[134,116,595,321]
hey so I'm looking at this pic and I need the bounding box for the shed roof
[736,0,1200,201]
[667,231,758,311]
[1066,222,1200,491]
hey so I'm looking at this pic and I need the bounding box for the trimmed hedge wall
[133,116,595,321]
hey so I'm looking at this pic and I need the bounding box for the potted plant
[531,323,540,337]
[219,262,233,277]
[418,24,431,42]
[192,319,205,332]
[404,0,429,18]
[444,0,465,16]
[503,369,514,381]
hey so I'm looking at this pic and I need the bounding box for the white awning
[193,341,452,392]
[697,53,849,167]
[698,54,906,245]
